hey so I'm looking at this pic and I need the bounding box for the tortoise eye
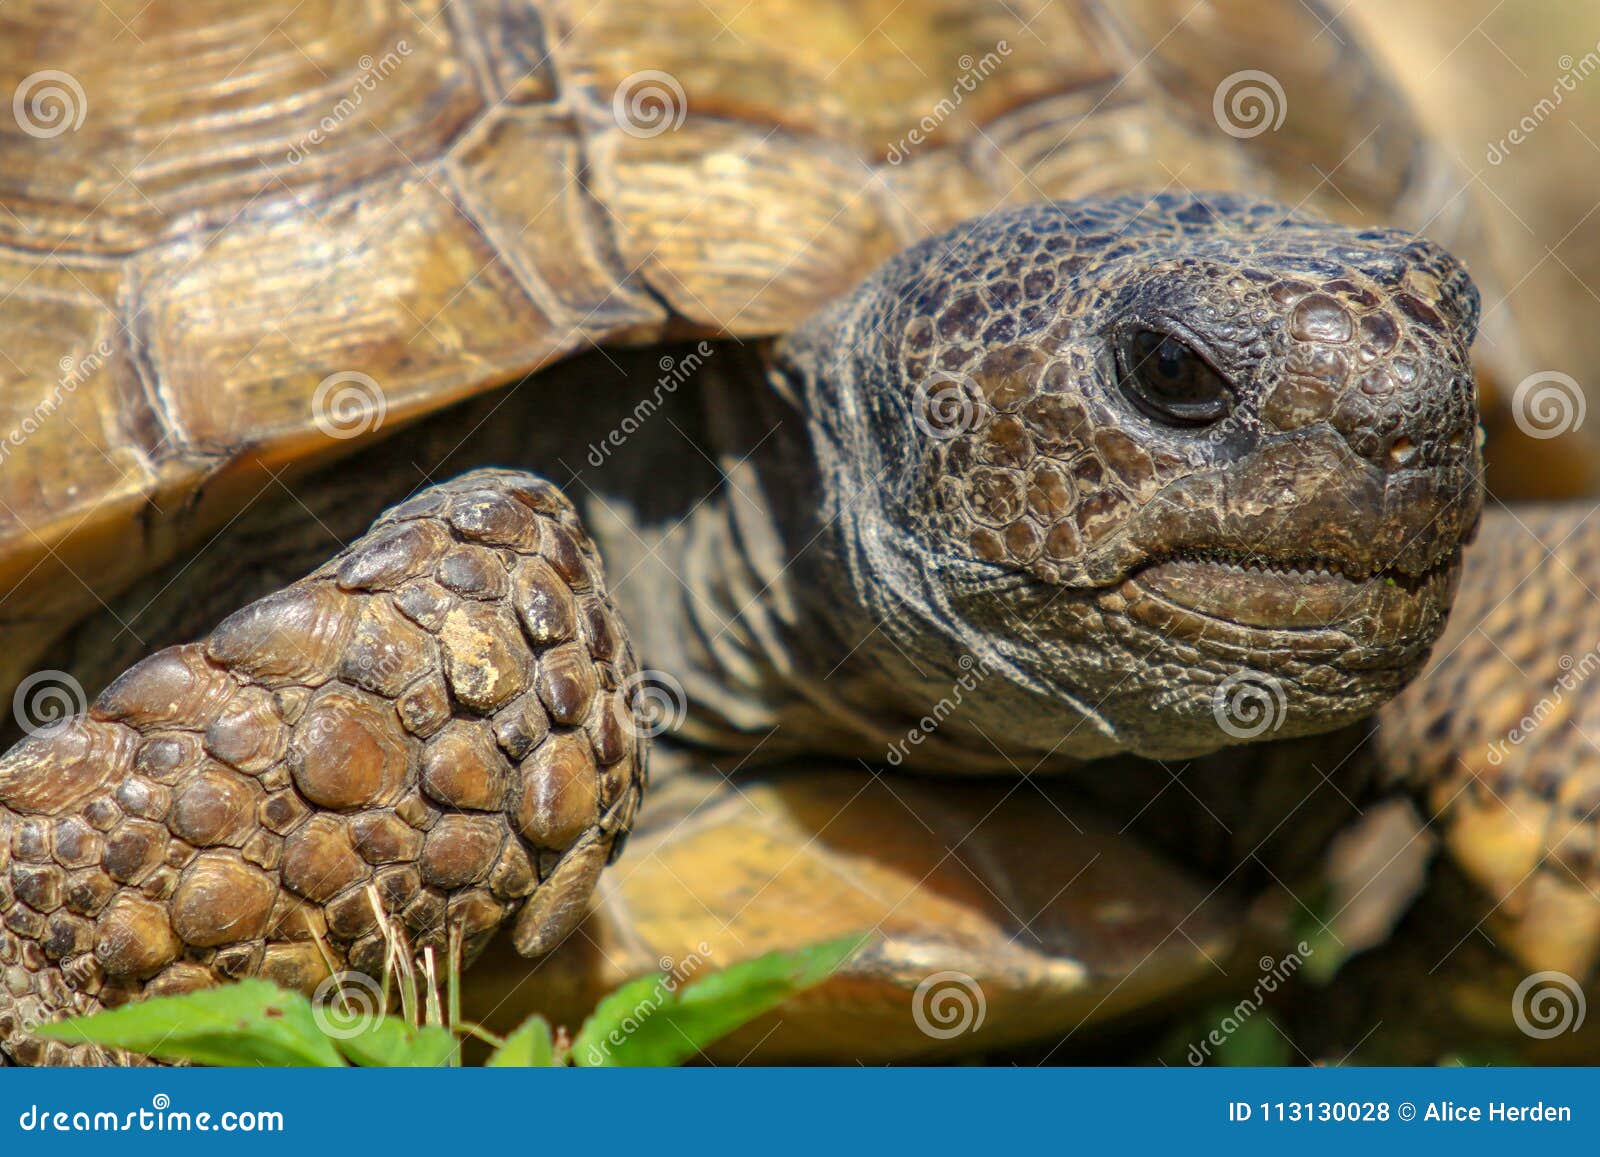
[1116,329,1233,426]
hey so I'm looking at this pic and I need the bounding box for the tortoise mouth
[1115,548,1461,645]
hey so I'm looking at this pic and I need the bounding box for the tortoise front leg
[1373,503,1600,1000]
[0,470,645,1065]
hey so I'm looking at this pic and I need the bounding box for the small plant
[39,933,867,1067]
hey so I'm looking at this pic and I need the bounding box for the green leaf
[570,973,676,1066]
[38,979,345,1068]
[486,1015,557,1067]
[573,933,867,1067]
[333,1016,458,1068]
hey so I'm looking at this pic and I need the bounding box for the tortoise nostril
[1387,435,1418,469]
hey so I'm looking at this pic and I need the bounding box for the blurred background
[1348,0,1600,492]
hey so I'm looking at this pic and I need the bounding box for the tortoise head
[777,192,1482,762]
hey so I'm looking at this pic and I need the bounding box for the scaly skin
[0,190,1552,1064]
[0,472,644,1064]
[734,194,1479,766]
[1374,505,1600,982]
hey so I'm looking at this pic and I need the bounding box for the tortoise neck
[622,351,1090,773]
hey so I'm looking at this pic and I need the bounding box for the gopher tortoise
[0,0,1595,1065]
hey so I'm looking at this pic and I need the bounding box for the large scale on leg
[0,473,644,1064]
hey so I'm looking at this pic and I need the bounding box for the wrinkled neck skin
[649,348,1126,773]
